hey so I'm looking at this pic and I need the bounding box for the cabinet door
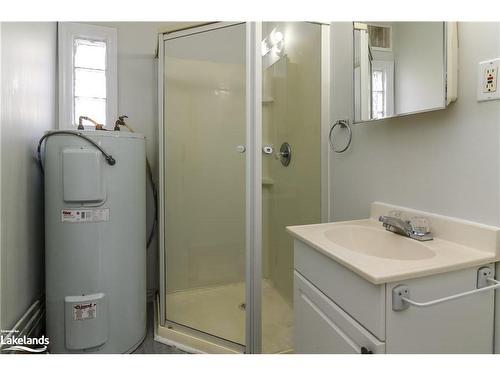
[294,240,386,340]
[294,271,385,354]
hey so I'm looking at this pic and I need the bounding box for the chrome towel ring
[329,119,352,153]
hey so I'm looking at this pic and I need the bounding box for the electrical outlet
[478,58,500,102]
[483,66,497,93]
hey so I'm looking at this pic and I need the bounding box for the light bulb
[272,31,283,44]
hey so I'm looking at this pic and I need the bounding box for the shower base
[158,279,293,353]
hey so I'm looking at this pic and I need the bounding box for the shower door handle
[262,145,274,155]
[235,145,246,153]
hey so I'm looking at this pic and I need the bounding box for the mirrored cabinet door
[353,22,447,123]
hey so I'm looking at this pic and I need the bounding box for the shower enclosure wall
[157,22,330,353]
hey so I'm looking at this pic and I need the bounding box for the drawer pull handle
[360,346,373,354]
[392,266,500,311]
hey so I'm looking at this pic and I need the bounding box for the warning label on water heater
[61,208,110,223]
[73,302,97,320]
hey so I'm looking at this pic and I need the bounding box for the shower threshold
[155,279,293,353]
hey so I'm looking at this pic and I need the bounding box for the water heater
[43,130,146,353]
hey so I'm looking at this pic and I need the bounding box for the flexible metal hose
[37,130,116,175]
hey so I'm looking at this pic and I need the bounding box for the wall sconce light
[261,28,284,57]
[262,27,285,70]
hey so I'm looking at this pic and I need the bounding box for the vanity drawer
[294,240,386,340]
[294,271,385,354]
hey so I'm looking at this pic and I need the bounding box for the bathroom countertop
[287,207,500,285]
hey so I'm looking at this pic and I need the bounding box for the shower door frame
[157,22,331,354]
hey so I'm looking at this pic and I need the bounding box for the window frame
[58,22,117,130]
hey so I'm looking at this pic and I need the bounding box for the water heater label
[73,303,97,321]
[61,208,110,223]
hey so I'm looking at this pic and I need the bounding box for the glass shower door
[163,23,247,346]
[261,22,323,353]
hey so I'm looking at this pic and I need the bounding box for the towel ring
[329,119,352,153]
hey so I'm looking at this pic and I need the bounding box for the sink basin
[324,225,436,260]
[287,203,500,284]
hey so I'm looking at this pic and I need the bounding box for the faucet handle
[409,216,431,235]
[388,210,411,223]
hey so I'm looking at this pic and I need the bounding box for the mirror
[353,22,446,123]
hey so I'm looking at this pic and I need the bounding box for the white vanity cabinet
[294,240,495,354]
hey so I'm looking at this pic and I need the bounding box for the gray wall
[0,22,57,329]
[330,22,500,226]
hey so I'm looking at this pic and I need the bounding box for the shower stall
[157,22,331,353]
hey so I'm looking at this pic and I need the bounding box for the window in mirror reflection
[372,70,385,119]
[371,60,394,119]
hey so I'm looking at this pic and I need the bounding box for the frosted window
[74,39,106,70]
[372,69,386,119]
[75,97,106,125]
[373,92,384,114]
[74,69,106,98]
[73,38,107,126]
[372,71,384,91]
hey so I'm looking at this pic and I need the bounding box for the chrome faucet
[379,213,433,241]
